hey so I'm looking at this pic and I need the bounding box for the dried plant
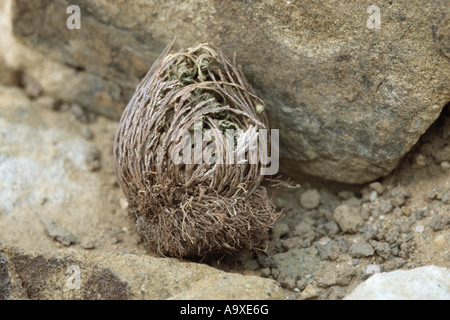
[114,40,280,258]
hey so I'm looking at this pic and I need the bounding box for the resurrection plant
[114,40,279,258]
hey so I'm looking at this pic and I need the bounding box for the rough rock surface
[0,86,143,253]
[2,0,449,183]
[344,266,450,300]
[0,243,285,300]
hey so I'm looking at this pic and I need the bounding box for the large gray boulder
[3,0,449,183]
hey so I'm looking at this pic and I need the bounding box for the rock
[300,284,320,300]
[382,258,406,272]
[362,224,378,240]
[369,182,384,195]
[427,188,443,200]
[43,220,77,246]
[316,264,355,288]
[348,242,375,258]
[80,238,96,250]
[342,197,362,208]
[0,3,123,120]
[271,222,290,240]
[413,153,427,167]
[0,243,285,300]
[299,189,321,209]
[429,215,447,231]
[337,237,350,253]
[315,239,337,261]
[272,247,320,289]
[360,203,371,220]
[361,264,381,278]
[337,190,355,200]
[378,200,393,215]
[2,0,448,184]
[369,240,391,259]
[344,266,450,300]
[389,186,411,207]
[427,188,450,204]
[324,221,339,235]
[333,205,364,233]
[119,198,129,211]
[260,268,271,278]
[413,225,425,233]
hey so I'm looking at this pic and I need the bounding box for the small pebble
[349,242,375,258]
[296,278,309,290]
[369,191,378,202]
[300,284,319,300]
[427,188,444,201]
[274,195,288,208]
[433,234,446,247]
[413,153,427,167]
[379,200,393,215]
[81,238,96,250]
[352,259,360,266]
[42,219,77,246]
[333,204,364,233]
[369,182,384,194]
[393,207,402,216]
[362,264,381,276]
[338,190,355,200]
[369,240,391,259]
[243,259,259,271]
[271,222,289,240]
[300,189,321,209]
[413,225,424,233]
[324,221,339,235]
[260,268,271,278]
[119,198,129,210]
[429,215,446,231]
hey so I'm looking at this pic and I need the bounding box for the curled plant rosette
[114,40,280,258]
